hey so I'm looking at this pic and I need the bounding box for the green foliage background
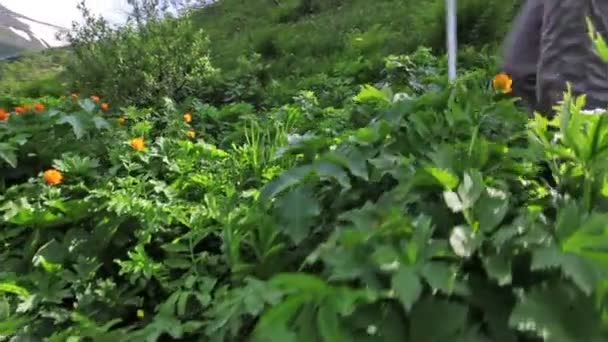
[4,1,608,342]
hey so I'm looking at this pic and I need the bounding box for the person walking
[502,0,608,116]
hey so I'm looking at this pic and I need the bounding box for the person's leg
[501,0,544,113]
[537,0,608,115]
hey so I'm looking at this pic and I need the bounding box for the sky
[1,0,131,27]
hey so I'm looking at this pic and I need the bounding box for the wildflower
[0,108,9,121]
[43,169,63,185]
[183,113,192,123]
[71,92,79,99]
[117,117,126,124]
[91,95,101,103]
[34,103,45,112]
[186,130,196,138]
[100,103,109,112]
[14,106,25,114]
[492,73,512,94]
[130,137,145,151]
[23,104,31,112]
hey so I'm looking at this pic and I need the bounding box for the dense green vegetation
[2,0,608,341]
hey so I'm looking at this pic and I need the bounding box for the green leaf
[0,143,17,168]
[275,186,321,244]
[57,114,86,139]
[0,282,29,297]
[474,187,509,232]
[483,252,512,286]
[93,116,111,130]
[391,267,422,312]
[457,169,485,209]
[443,191,463,212]
[79,99,96,113]
[260,165,312,201]
[532,247,600,296]
[317,305,349,342]
[252,295,305,342]
[509,284,604,342]
[0,316,29,335]
[353,84,390,104]
[314,160,351,189]
[420,261,455,294]
[322,148,369,181]
[409,298,468,341]
[425,167,459,189]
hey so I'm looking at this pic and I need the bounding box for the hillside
[193,0,520,80]
[0,4,66,59]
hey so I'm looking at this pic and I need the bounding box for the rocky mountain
[0,4,67,60]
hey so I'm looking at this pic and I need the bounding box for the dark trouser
[502,0,608,116]
[502,0,543,114]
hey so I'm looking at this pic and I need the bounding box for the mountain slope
[0,4,66,59]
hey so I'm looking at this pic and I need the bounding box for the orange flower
[91,95,101,103]
[14,106,25,114]
[23,104,31,112]
[0,108,9,121]
[34,103,45,112]
[130,137,145,151]
[100,103,109,112]
[186,130,196,138]
[43,169,63,185]
[183,113,192,123]
[71,92,79,99]
[492,73,513,94]
[117,117,126,124]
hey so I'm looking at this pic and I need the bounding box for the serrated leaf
[457,170,485,209]
[420,261,455,294]
[392,267,422,312]
[443,191,463,212]
[260,165,312,201]
[57,114,86,139]
[0,143,17,167]
[314,160,351,189]
[353,84,390,104]
[79,99,96,113]
[483,253,512,286]
[252,294,305,342]
[532,247,600,295]
[93,116,111,130]
[275,186,321,244]
[474,188,509,232]
[509,284,603,342]
[317,305,349,342]
[425,167,459,189]
[410,298,468,341]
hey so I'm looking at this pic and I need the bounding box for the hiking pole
[446,0,457,81]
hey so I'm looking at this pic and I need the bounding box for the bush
[62,0,218,108]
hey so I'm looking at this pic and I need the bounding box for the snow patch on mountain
[8,26,29,41]
[15,17,67,47]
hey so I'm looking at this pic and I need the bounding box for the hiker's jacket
[502,0,608,114]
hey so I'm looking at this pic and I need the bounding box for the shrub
[62,0,218,108]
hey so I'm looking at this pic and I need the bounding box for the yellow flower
[130,137,145,151]
[186,130,196,138]
[183,113,192,123]
[43,169,63,185]
[117,117,126,124]
[492,73,512,94]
